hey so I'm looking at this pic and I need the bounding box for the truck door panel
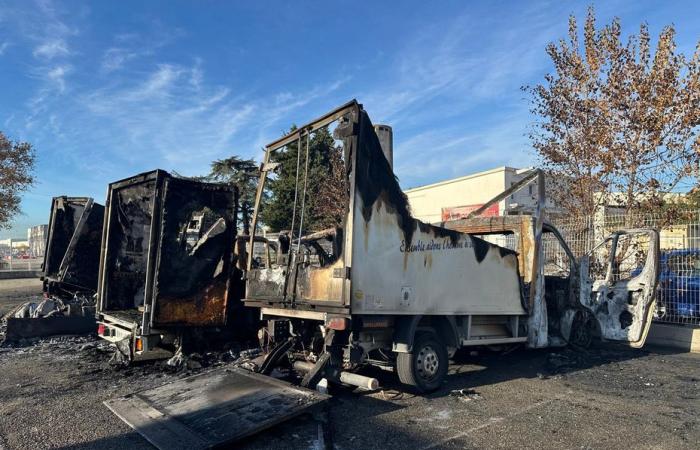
[580,229,659,347]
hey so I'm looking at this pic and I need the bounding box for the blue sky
[1,0,699,239]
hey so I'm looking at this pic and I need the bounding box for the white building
[404,166,549,224]
[28,224,48,258]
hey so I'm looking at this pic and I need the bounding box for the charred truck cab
[96,170,241,361]
[244,100,660,393]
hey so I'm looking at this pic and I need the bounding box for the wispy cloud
[78,62,349,174]
[0,41,10,55]
[32,38,69,59]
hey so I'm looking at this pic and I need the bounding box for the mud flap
[105,366,329,450]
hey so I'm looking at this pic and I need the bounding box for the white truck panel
[350,198,526,316]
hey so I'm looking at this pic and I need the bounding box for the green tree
[525,6,700,220]
[208,156,259,235]
[0,132,36,229]
[260,126,347,233]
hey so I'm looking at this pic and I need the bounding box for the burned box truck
[243,100,660,392]
[4,197,104,342]
[96,170,249,361]
[43,196,105,297]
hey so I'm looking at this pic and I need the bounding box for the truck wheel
[569,312,593,349]
[397,332,448,393]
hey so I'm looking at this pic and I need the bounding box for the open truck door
[579,229,660,348]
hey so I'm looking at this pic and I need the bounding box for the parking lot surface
[0,279,698,449]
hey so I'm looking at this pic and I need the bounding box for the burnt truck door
[579,229,660,348]
[149,176,238,328]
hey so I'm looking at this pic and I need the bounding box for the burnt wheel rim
[572,317,592,347]
[416,345,439,380]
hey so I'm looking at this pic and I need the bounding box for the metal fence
[550,210,700,326]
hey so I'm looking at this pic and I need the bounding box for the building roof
[403,166,520,193]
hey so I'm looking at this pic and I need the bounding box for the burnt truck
[3,197,105,342]
[243,100,660,392]
[95,170,250,361]
[43,196,105,297]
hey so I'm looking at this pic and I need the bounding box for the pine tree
[261,126,347,233]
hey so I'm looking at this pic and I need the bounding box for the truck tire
[569,311,594,349]
[396,332,448,393]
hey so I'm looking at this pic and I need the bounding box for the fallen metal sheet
[4,316,96,340]
[104,367,329,449]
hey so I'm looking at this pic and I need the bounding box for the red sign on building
[441,203,500,221]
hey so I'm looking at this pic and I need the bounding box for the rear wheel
[397,332,448,393]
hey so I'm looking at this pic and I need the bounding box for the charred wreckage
[1,100,661,449]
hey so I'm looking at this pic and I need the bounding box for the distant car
[644,249,700,318]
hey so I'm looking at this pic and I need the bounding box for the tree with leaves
[260,126,347,233]
[525,6,700,220]
[0,132,36,229]
[208,156,259,235]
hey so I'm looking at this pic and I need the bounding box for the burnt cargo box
[97,170,239,330]
[43,196,105,296]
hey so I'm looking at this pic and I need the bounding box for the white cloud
[32,38,69,59]
[101,47,139,73]
[76,62,349,174]
[0,42,10,55]
[46,64,70,92]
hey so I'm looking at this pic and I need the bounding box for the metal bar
[297,132,311,252]
[57,198,93,282]
[466,169,540,219]
[528,171,545,310]
[247,146,272,271]
[289,135,302,249]
[264,100,358,151]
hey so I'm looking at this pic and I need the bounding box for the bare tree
[525,7,700,220]
[0,132,36,229]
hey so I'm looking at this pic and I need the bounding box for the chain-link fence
[550,210,700,326]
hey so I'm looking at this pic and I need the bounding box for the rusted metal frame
[108,170,159,191]
[247,101,360,310]
[44,196,91,278]
[280,135,304,304]
[300,228,337,243]
[98,171,160,312]
[42,198,59,277]
[97,188,113,313]
[288,135,303,256]
[247,146,272,271]
[144,170,166,333]
[296,132,312,252]
[466,169,540,219]
[56,198,94,281]
[264,100,359,152]
[250,300,351,315]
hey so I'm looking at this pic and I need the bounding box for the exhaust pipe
[293,361,379,390]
